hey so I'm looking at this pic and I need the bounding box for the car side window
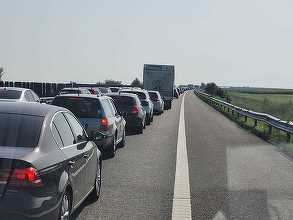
[108,99,118,115]
[52,123,63,147]
[31,91,40,102]
[64,112,87,142]
[24,91,34,102]
[53,113,75,146]
[101,99,114,117]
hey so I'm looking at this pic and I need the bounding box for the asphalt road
[74,91,293,220]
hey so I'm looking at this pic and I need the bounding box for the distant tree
[200,83,206,91]
[0,67,4,81]
[205,82,218,96]
[104,79,122,86]
[130,78,143,88]
[205,82,226,99]
[96,81,105,86]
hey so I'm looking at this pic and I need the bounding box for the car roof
[61,87,87,90]
[0,102,66,117]
[0,87,28,92]
[148,90,159,94]
[120,89,145,93]
[108,92,139,99]
[55,94,98,99]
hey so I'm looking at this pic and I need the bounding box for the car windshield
[52,97,103,118]
[0,114,43,148]
[110,96,136,107]
[0,89,22,99]
[149,92,158,100]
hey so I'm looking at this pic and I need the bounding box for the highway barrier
[194,90,293,142]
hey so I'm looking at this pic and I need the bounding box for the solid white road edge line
[172,93,192,220]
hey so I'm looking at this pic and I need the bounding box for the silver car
[148,91,164,115]
[0,87,40,102]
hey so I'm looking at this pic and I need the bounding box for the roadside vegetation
[226,91,293,122]
[198,84,293,158]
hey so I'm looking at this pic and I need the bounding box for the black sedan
[108,93,147,134]
[0,102,102,220]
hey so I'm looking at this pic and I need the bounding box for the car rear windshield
[0,90,22,99]
[110,88,120,92]
[0,114,44,148]
[52,97,103,118]
[122,91,146,100]
[60,89,81,95]
[149,92,158,100]
[110,96,136,107]
[99,88,109,93]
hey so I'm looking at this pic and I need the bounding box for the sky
[1,0,293,88]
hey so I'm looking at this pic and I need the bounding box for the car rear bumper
[95,135,113,152]
[0,191,60,220]
[153,104,163,113]
[124,116,143,129]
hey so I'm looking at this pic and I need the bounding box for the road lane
[185,91,293,219]
[74,96,182,220]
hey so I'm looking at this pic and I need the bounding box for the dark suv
[52,94,126,157]
[108,93,146,134]
[119,89,154,125]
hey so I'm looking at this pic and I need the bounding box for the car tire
[59,189,72,220]
[118,130,126,148]
[90,160,102,200]
[146,115,151,125]
[108,136,116,158]
[143,119,146,129]
[150,114,154,122]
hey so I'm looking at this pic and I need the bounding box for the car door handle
[83,154,89,158]
[69,160,75,165]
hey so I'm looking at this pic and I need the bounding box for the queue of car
[0,86,180,219]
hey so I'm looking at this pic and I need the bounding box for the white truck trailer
[143,64,175,110]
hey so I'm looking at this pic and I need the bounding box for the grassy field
[225,91,293,122]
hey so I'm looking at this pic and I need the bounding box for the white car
[148,91,164,115]
[0,87,40,102]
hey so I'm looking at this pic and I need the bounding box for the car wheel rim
[61,193,70,220]
[96,163,101,195]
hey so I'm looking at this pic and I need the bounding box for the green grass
[226,92,293,122]
[226,87,293,94]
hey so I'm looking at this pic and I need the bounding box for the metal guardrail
[194,90,293,142]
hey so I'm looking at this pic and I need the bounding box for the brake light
[9,167,42,187]
[131,106,139,114]
[101,117,109,129]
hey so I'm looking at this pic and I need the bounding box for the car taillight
[101,117,109,129]
[131,106,139,114]
[9,167,42,187]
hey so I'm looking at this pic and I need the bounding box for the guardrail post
[254,119,258,128]
[268,125,272,135]
[244,116,247,122]
[287,133,291,143]
[237,112,240,119]
[232,110,234,116]
[227,108,230,113]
